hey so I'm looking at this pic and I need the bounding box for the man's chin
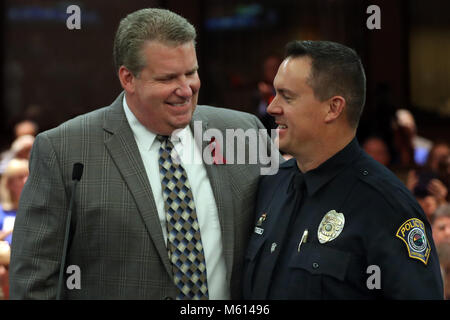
[168,118,192,132]
[277,140,288,153]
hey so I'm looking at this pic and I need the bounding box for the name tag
[254,226,264,235]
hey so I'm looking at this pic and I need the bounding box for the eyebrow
[276,88,297,97]
[155,66,199,80]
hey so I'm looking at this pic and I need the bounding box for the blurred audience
[0,134,35,175]
[391,110,415,169]
[0,158,29,242]
[252,55,281,135]
[0,158,29,300]
[425,142,450,187]
[395,109,433,166]
[362,136,391,167]
[432,204,450,246]
[14,120,39,138]
[408,171,447,219]
[0,241,10,300]
[428,182,450,300]
[437,243,450,299]
[404,140,449,222]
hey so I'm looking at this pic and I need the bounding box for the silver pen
[297,229,308,252]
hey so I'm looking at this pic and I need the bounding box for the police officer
[243,40,443,299]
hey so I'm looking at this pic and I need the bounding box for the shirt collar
[281,138,362,196]
[122,94,190,150]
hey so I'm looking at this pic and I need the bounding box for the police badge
[318,210,345,244]
[396,218,431,265]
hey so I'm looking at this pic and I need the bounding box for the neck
[296,132,355,173]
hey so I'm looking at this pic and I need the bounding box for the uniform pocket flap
[289,244,351,281]
[245,235,266,261]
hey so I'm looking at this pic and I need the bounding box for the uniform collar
[281,138,362,196]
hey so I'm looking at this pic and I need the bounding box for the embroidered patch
[396,218,431,265]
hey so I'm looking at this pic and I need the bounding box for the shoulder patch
[396,218,431,265]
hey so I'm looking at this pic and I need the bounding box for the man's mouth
[166,100,190,107]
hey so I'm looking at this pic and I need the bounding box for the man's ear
[324,96,346,123]
[118,66,136,94]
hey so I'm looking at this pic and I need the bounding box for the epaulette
[351,155,426,221]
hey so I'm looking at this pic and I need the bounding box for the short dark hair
[285,40,366,128]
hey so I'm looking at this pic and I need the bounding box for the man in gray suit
[9,8,277,299]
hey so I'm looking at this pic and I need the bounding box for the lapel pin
[270,242,277,253]
[254,212,267,235]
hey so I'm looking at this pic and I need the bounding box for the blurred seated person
[362,136,391,167]
[426,142,449,171]
[414,190,438,222]
[425,142,450,191]
[409,173,447,222]
[10,135,35,160]
[0,158,29,299]
[14,120,39,138]
[432,204,450,246]
[395,109,433,166]
[437,243,450,299]
[0,159,29,244]
[0,135,34,174]
[0,241,10,299]
[407,142,449,212]
[253,55,282,134]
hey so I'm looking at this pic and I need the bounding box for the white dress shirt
[123,96,229,299]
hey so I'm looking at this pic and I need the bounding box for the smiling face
[121,41,200,135]
[267,56,329,158]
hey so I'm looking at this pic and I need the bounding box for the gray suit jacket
[9,93,275,299]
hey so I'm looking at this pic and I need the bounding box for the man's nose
[267,95,281,116]
[175,79,194,97]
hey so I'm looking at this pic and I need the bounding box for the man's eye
[157,77,173,82]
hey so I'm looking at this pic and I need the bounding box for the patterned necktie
[156,135,209,300]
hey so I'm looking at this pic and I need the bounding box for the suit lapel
[103,93,173,277]
[101,99,237,286]
[190,110,235,285]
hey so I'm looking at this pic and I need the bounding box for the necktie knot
[156,135,169,143]
[156,135,174,149]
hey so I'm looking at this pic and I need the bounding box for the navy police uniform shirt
[243,138,443,299]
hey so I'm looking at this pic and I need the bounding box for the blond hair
[0,158,29,211]
[113,8,196,76]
